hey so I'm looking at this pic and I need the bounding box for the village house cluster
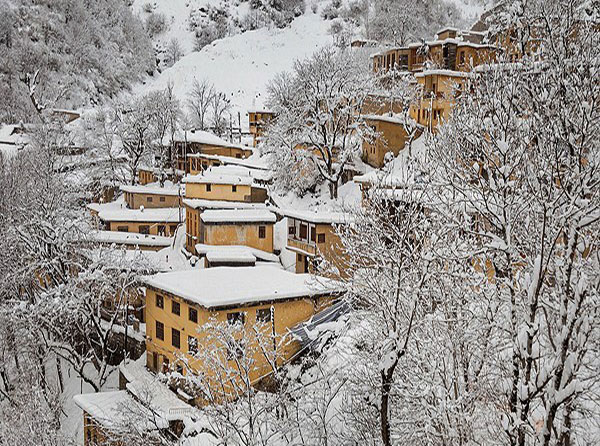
[70,7,539,444]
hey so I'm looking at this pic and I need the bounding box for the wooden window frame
[172,328,180,348]
[156,321,164,340]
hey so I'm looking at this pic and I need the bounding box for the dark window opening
[172,328,180,348]
[172,301,180,316]
[156,321,164,340]
[256,308,272,323]
[189,307,198,323]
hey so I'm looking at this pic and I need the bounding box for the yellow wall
[124,191,181,209]
[409,73,466,130]
[185,204,202,253]
[203,222,274,252]
[138,169,156,185]
[288,220,347,277]
[185,182,253,202]
[107,220,179,237]
[144,287,334,404]
[362,118,413,168]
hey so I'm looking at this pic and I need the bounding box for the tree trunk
[380,368,394,446]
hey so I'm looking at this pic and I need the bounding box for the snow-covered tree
[428,1,600,444]
[265,46,375,199]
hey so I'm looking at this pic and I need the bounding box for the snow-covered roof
[363,114,415,126]
[188,153,269,170]
[88,202,184,223]
[74,391,134,427]
[165,130,248,150]
[414,69,472,78]
[200,209,276,224]
[195,243,279,263]
[143,267,342,309]
[120,182,182,196]
[182,172,254,186]
[206,250,256,264]
[88,230,173,247]
[280,209,354,224]
[74,390,167,430]
[182,198,266,210]
[119,354,197,422]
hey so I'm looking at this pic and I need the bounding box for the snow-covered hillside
[135,7,333,129]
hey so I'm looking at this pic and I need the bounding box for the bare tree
[265,46,375,199]
[188,78,215,131]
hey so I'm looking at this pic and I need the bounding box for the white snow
[182,172,253,186]
[119,181,183,196]
[195,243,280,263]
[165,129,247,149]
[89,230,173,248]
[142,266,342,308]
[280,208,354,224]
[200,209,276,224]
[89,202,184,223]
[135,9,333,130]
[182,198,266,210]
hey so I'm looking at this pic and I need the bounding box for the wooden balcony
[287,237,317,256]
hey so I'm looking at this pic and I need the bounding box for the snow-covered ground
[135,7,333,130]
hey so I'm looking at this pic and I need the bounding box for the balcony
[287,237,317,256]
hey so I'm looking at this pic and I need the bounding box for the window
[172,301,180,316]
[258,225,266,239]
[189,307,198,323]
[147,196,153,203]
[160,196,166,202]
[288,225,296,236]
[172,328,180,348]
[139,225,150,235]
[152,351,158,371]
[156,294,164,309]
[227,312,245,326]
[117,226,129,232]
[170,224,178,235]
[158,225,166,236]
[156,321,164,340]
[206,184,212,192]
[188,336,198,354]
[256,308,272,323]
[317,233,325,243]
[459,51,465,65]
[310,225,316,243]
[299,223,308,239]
[232,185,237,192]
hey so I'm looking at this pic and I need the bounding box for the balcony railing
[287,237,317,256]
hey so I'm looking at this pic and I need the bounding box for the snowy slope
[135,8,333,129]
[131,0,251,55]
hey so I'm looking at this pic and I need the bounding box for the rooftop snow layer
[88,202,184,223]
[280,209,354,224]
[120,182,183,196]
[164,129,247,149]
[88,231,173,247]
[195,243,279,263]
[143,266,342,308]
[182,198,266,210]
[182,172,254,186]
[200,209,276,224]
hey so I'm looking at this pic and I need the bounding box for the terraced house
[143,267,342,405]
[283,209,352,276]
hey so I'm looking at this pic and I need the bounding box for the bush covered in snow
[0,0,154,123]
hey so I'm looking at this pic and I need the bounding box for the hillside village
[0,1,598,445]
